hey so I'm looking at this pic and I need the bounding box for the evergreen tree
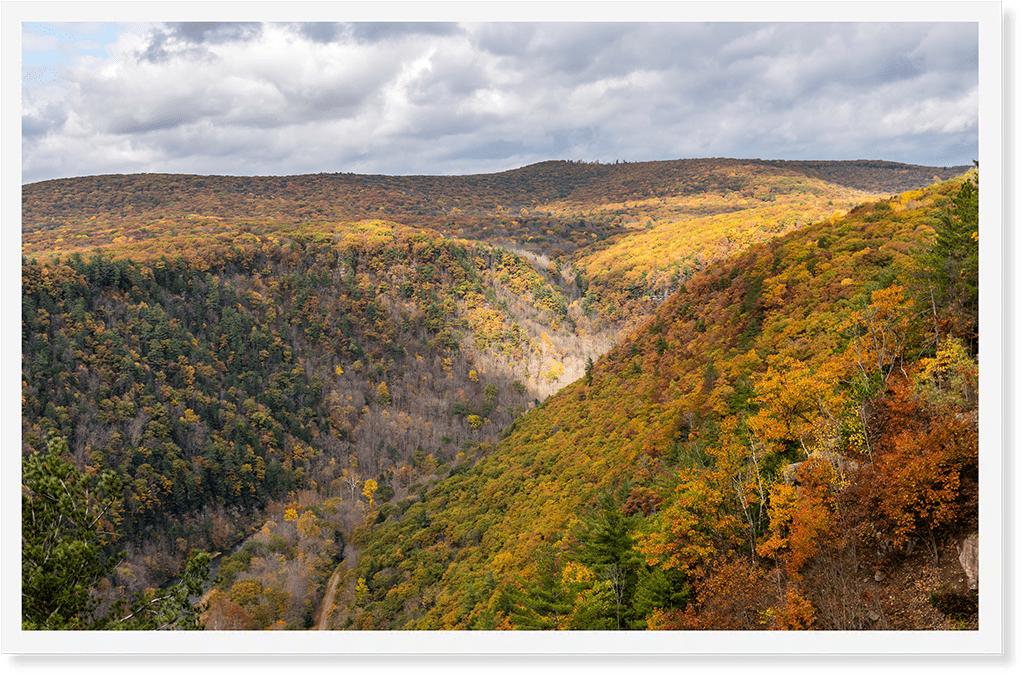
[22,436,122,629]
[22,435,211,630]
[508,541,577,630]
[918,165,979,353]
[573,496,642,629]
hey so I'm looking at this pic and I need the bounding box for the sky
[20,18,980,185]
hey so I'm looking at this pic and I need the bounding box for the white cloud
[21,21,979,184]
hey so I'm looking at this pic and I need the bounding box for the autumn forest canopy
[20,157,980,632]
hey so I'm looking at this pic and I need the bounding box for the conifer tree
[573,496,642,629]
[918,165,979,352]
[22,436,122,629]
[508,542,577,630]
[22,435,211,630]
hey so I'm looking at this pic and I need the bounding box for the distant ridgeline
[23,158,969,235]
[21,158,977,631]
[22,158,969,324]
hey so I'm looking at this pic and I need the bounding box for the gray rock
[782,461,804,485]
[958,534,979,590]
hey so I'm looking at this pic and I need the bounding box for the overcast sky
[20,19,979,185]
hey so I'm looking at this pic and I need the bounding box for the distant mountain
[23,158,966,328]
[23,158,969,230]
[760,159,973,193]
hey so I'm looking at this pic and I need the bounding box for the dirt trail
[316,567,343,630]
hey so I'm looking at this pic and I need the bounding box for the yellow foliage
[296,510,319,538]
[756,483,798,560]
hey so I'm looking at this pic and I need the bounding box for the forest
[20,158,978,631]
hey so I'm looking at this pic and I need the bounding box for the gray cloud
[21,102,67,137]
[349,22,462,44]
[293,22,346,44]
[139,22,262,62]
[449,139,527,161]
[165,22,263,43]
[21,21,979,185]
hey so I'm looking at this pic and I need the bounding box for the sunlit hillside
[21,159,977,631]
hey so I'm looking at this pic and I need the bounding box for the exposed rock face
[782,451,863,486]
[782,461,804,485]
[958,534,979,590]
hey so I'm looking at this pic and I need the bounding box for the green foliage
[507,542,578,630]
[22,436,122,629]
[632,566,690,619]
[916,166,979,351]
[22,435,210,630]
[569,496,647,629]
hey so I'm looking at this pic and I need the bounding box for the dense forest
[333,170,979,631]
[21,158,978,631]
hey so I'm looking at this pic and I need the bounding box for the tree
[362,478,378,502]
[572,496,642,628]
[918,166,979,352]
[507,541,578,630]
[841,285,915,392]
[376,381,392,407]
[22,435,211,630]
[22,436,122,629]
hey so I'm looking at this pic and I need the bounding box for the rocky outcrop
[782,451,863,486]
[958,534,979,590]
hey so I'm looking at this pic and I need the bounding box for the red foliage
[844,376,978,552]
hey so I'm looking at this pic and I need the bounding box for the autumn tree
[376,381,392,407]
[841,285,916,393]
[845,350,979,560]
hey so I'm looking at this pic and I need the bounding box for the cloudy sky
[20,17,980,185]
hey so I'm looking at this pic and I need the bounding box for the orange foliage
[848,375,978,550]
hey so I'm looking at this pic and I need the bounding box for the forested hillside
[23,159,969,329]
[328,171,980,631]
[21,158,976,631]
[21,219,603,606]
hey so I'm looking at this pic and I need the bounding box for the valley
[20,157,979,631]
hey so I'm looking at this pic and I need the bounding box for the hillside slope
[23,158,968,333]
[22,219,601,598]
[21,158,976,630]
[332,171,978,631]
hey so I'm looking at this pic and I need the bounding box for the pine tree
[918,165,979,352]
[574,496,642,629]
[22,436,122,629]
[22,435,212,630]
[508,542,577,630]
